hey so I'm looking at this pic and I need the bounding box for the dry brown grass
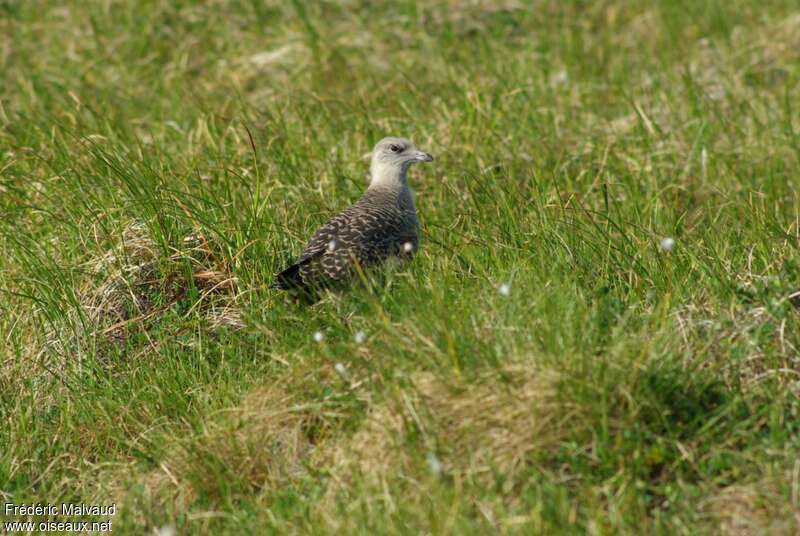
[705,474,800,535]
[69,221,241,352]
[124,362,566,529]
[326,363,564,499]
[113,361,565,529]
[672,287,800,393]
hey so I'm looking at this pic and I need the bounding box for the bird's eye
[389,144,402,153]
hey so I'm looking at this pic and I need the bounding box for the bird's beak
[414,150,434,162]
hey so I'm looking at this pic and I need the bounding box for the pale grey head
[369,136,433,189]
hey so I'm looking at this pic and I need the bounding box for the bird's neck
[368,162,409,191]
[365,164,415,213]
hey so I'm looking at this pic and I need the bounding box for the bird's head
[369,137,433,188]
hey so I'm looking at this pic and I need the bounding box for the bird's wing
[271,210,354,291]
[302,205,414,282]
[297,209,354,263]
[298,207,373,284]
[274,200,416,291]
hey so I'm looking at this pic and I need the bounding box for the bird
[272,137,433,296]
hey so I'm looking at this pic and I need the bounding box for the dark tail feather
[271,263,304,290]
[271,263,319,304]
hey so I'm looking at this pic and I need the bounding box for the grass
[2,0,800,533]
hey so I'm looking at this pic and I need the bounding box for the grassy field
[2,0,800,533]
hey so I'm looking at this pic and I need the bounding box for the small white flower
[498,282,511,297]
[552,69,569,87]
[403,241,414,253]
[708,85,725,101]
[155,525,176,536]
[700,147,708,177]
[334,362,348,378]
[327,239,338,252]
[426,452,443,477]
[660,237,675,252]
[313,331,325,343]
[354,330,367,344]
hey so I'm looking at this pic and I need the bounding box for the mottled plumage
[273,137,433,294]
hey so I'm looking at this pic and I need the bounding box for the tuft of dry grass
[328,362,563,496]
[705,475,800,535]
[79,221,162,333]
[74,221,241,349]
